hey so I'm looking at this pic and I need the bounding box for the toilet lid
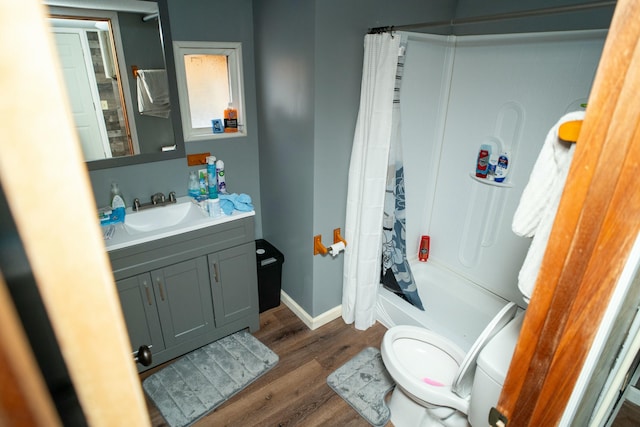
[451,302,518,398]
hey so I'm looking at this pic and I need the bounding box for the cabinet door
[152,257,215,348]
[116,274,165,356]
[209,243,258,327]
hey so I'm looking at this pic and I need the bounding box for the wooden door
[0,1,150,425]
[495,0,640,425]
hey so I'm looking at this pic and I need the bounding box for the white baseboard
[280,290,342,330]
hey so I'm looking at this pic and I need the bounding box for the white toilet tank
[468,311,525,427]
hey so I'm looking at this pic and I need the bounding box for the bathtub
[376,259,513,352]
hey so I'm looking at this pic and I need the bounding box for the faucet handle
[133,198,141,211]
[168,192,177,203]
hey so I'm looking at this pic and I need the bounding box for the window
[173,41,245,141]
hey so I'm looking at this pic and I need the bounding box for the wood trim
[0,1,150,425]
[497,0,640,424]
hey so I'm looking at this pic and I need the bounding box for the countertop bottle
[110,182,126,209]
[207,156,218,199]
[188,171,199,198]
[216,159,227,194]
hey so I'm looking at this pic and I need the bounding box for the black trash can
[255,239,285,313]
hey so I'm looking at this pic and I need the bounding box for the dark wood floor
[612,400,640,427]
[140,303,640,427]
[140,304,389,426]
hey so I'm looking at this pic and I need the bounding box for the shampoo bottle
[475,144,492,178]
[494,152,510,183]
[207,156,218,199]
[224,103,238,133]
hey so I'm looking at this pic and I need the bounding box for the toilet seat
[381,302,518,417]
[451,302,518,398]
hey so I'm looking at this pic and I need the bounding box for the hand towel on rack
[136,69,170,118]
[512,110,585,302]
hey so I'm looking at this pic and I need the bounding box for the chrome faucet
[151,192,165,204]
[133,191,177,211]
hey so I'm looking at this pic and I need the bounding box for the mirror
[45,0,184,170]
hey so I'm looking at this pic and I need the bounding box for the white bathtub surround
[374,29,606,335]
[343,32,402,330]
[377,260,509,351]
[512,110,585,302]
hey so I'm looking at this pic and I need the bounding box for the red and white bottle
[418,235,430,262]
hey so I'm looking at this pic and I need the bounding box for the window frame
[173,40,246,142]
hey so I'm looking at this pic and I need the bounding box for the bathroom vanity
[106,208,259,372]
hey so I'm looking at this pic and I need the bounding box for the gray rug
[327,347,396,427]
[143,330,278,427]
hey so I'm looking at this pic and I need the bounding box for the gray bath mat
[143,330,278,427]
[327,347,395,426]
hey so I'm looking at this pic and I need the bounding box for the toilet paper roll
[328,241,346,257]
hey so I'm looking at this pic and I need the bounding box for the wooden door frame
[496,0,640,424]
[0,0,149,425]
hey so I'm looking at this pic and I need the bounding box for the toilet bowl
[381,302,518,427]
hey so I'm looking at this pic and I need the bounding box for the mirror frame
[49,0,185,171]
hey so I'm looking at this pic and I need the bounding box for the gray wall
[254,0,456,317]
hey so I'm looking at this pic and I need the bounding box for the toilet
[381,301,522,427]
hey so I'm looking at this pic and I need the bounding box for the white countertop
[102,198,255,252]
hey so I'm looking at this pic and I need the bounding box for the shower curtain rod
[368,1,616,34]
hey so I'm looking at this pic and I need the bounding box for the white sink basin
[124,200,207,234]
[103,196,255,251]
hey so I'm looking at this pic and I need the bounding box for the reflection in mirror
[50,16,136,161]
[45,0,185,170]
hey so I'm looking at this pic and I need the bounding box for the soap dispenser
[188,171,199,198]
[110,182,126,209]
[109,182,126,223]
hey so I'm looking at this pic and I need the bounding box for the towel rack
[558,120,582,142]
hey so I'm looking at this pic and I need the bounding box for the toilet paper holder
[314,228,347,255]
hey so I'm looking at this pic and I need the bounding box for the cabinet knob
[134,345,153,366]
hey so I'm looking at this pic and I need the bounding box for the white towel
[512,111,585,301]
[136,69,170,118]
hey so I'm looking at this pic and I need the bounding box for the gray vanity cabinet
[209,242,259,327]
[151,256,215,348]
[116,274,166,356]
[110,216,259,372]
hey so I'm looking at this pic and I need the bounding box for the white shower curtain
[342,33,401,330]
